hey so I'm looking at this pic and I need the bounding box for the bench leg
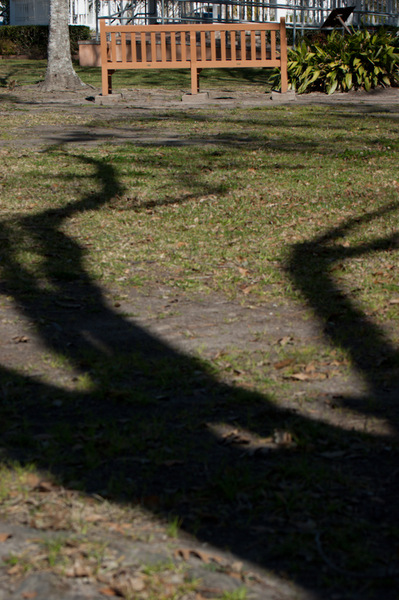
[279,17,288,93]
[102,68,115,96]
[191,65,199,95]
[190,67,203,95]
[108,70,115,95]
[102,67,109,96]
[280,66,288,94]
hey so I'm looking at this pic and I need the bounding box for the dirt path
[0,84,399,600]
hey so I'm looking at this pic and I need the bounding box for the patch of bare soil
[1,83,398,150]
[2,82,399,114]
[0,85,398,600]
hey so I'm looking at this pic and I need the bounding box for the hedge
[0,25,91,57]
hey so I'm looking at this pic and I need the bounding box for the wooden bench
[99,18,288,96]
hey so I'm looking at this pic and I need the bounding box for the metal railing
[96,0,399,41]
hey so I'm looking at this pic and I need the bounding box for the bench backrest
[100,19,287,71]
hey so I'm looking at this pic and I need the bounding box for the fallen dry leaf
[25,473,42,488]
[241,285,256,295]
[243,571,266,584]
[274,358,295,370]
[290,372,310,381]
[175,548,226,565]
[289,372,327,381]
[273,430,294,446]
[330,360,346,367]
[0,533,12,542]
[227,571,242,580]
[12,335,29,343]
[220,430,251,446]
[99,588,117,597]
[21,593,38,600]
[35,480,58,493]
[114,575,146,595]
[85,514,106,523]
[278,336,293,346]
[65,560,94,578]
[102,521,132,534]
[230,560,243,572]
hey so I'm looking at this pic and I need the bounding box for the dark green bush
[0,25,91,57]
[272,28,399,94]
[0,37,17,55]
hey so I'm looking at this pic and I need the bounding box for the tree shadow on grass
[287,203,399,416]
[0,150,398,599]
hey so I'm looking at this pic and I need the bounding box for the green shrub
[0,25,91,57]
[69,26,92,54]
[0,37,17,55]
[272,28,399,94]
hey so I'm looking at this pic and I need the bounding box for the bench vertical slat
[100,19,110,96]
[141,32,146,62]
[150,32,156,62]
[261,30,267,61]
[161,31,167,63]
[271,30,276,61]
[251,31,256,61]
[220,30,226,62]
[111,32,117,63]
[279,17,288,93]
[121,32,127,63]
[170,31,177,62]
[200,31,206,62]
[231,31,236,61]
[210,30,216,61]
[132,32,137,63]
[180,32,186,62]
[240,30,246,62]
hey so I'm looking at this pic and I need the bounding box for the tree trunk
[148,0,157,24]
[40,0,85,91]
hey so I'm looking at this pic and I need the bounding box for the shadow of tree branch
[287,202,399,419]
[0,146,398,599]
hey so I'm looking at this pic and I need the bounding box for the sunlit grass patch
[1,105,399,318]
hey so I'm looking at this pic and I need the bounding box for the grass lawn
[0,58,273,91]
[0,69,399,599]
[1,100,398,318]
